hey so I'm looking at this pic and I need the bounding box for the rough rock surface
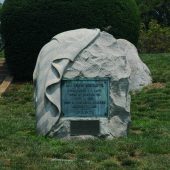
[63,33,152,91]
[34,29,152,139]
[117,39,152,91]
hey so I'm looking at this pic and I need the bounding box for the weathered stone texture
[34,29,152,139]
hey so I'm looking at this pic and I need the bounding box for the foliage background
[1,0,140,80]
[136,0,170,53]
[0,0,169,77]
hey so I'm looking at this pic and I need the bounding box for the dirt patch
[145,83,166,91]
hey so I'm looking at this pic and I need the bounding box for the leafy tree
[136,0,170,26]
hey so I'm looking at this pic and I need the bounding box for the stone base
[49,117,130,139]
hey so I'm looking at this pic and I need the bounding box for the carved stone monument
[33,28,151,139]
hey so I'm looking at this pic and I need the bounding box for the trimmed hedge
[1,0,140,80]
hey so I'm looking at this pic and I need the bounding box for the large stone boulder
[33,29,152,139]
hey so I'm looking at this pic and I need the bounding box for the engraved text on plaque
[61,79,109,117]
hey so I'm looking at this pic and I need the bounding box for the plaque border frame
[61,77,110,118]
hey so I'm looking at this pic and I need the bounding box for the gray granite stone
[33,29,152,139]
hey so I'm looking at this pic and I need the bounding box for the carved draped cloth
[33,29,100,135]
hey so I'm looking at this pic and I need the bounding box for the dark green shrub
[138,20,170,53]
[1,0,140,80]
[135,0,170,27]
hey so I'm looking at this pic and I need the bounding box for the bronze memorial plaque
[61,79,109,117]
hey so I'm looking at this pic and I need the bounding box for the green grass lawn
[0,53,170,170]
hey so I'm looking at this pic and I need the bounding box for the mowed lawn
[0,53,170,170]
